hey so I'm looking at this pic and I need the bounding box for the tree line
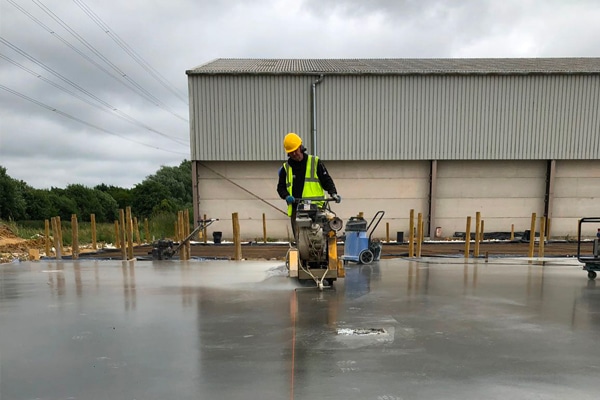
[0,160,192,223]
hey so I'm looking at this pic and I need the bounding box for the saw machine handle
[295,196,338,203]
[172,218,219,254]
[197,218,218,228]
[295,197,340,213]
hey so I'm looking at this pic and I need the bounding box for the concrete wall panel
[551,160,600,237]
[438,178,544,198]
[434,161,547,236]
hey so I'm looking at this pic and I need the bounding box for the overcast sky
[1,0,599,189]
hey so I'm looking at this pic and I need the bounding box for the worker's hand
[332,194,341,203]
[285,195,295,204]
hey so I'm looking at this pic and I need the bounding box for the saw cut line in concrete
[337,328,387,335]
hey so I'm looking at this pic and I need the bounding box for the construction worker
[277,132,341,239]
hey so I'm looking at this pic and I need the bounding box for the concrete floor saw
[286,197,345,290]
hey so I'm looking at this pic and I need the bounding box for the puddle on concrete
[337,328,387,335]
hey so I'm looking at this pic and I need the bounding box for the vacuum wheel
[359,249,374,264]
[588,270,597,280]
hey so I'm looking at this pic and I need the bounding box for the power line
[6,0,170,117]
[0,38,187,146]
[73,0,188,105]
[0,84,189,156]
[0,52,188,146]
[29,0,188,122]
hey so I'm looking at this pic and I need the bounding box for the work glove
[285,195,295,204]
[332,193,341,203]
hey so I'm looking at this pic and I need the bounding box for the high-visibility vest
[283,155,325,216]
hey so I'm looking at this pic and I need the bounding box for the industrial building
[185,58,600,241]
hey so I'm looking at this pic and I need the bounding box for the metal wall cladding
[188,75,315,161]
[189,74,600,161]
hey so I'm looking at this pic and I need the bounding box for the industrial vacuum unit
[342,211,385,265]
[286,197,345,290]
[577,217,600,280]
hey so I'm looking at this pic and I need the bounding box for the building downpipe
[311,75,324,155]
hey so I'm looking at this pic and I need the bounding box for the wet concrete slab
[1,257,599,399]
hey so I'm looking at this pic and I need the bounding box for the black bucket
[212,231,222,244]
[396,231,404,243]
[522,230,539,242]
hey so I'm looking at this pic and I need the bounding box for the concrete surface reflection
[1,257,599,399]
[344,263,380,299]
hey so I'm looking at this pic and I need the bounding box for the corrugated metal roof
[186,58,600,75]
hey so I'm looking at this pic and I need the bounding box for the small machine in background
[577,217,600,280]
[342,211,385,265]
[151,218,217,260]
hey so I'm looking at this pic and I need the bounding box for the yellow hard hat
[283,132,302,153]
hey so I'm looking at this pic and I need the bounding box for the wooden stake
[90,214,97,250]
[51,217,62,260]
[262,213,267,244]
[474,212,481,258]
[528,212,537,258]
[71,214,79,260]
[185,209,191,260]
[126,207,134,260]
[465,216,471,259]
[538,216,546,258]
[180,210,188,260]
[481,220,485,243]
[114,220,120,248]
[409,209,415,258]
[44,219,50,256]
[177,211,184,260]
[56,216,64,254]
[420,219,425,252]
[119,209,127,260]
[416,213,423,257]
[232,212,241,260]
[133,217,141,245]
[386,222,390,243]
[510,224,515,241]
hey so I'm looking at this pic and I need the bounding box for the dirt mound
[1,237,45,252]
[0,225,46,263]
[0,224,19,240]
[0,224,101,263]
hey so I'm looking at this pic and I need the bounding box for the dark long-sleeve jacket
[277,152,337,200]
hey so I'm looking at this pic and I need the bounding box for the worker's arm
[316,160,337,195]
[277,166,289,199]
